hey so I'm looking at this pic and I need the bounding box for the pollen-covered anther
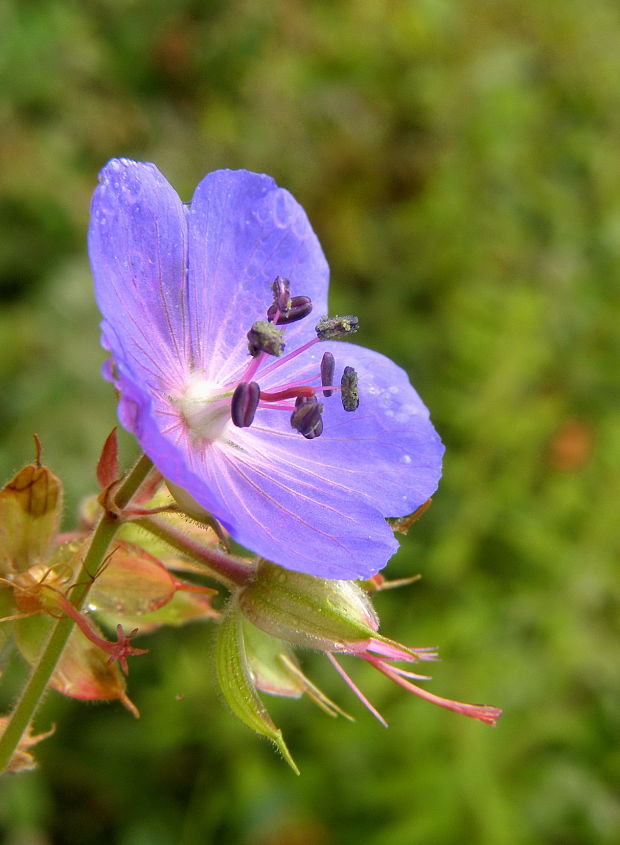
[341,366,359,412]
[231,381,261,428]
[315,314,360,341]
[290,395,324,439]
[320,351,335,397]
[267,295,313,325]
[247,320,285,357]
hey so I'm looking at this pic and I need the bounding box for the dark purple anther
[315,314,360,341]
[267,295,313,324]
[231,381,261,427]
[320,351,335,397]
[271,276,291,313]
[341,366,359,411]
[290,395,324,439]
[247,320,285,357]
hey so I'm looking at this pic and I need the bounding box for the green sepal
[242,617,354,720]
[241,617,302,698]
[216,597,299,774]
[238,560,378,651]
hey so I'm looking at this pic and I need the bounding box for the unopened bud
[238,560,379,652]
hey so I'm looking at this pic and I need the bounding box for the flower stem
[0,453,153,774]
[134,515,255,588]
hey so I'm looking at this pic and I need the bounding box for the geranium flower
[88,159,444,579]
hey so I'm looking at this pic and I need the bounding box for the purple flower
[88,159,444,579]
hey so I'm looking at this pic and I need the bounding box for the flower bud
[238,560,379,652]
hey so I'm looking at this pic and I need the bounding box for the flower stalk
[0,453,153,774]
[133,515,255,588]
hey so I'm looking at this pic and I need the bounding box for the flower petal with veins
[89,159,444,579]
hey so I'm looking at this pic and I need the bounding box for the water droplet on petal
[273,192,291,228]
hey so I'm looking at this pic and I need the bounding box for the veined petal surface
[89,159,189,391]
[186,169,329,379]
[89,159,444,579]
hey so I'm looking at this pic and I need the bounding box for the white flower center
[176,373,232,444]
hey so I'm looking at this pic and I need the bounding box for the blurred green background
[1,0,619,842]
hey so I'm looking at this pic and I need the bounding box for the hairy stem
[134,515,255,588]
[0,454,153,774]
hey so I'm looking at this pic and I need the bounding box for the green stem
[0,453,153,774]
[134,515,255,588]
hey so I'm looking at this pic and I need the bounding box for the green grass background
[1,1,619,843]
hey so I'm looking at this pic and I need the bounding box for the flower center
[176,277,360,445]
[177,375,233,442]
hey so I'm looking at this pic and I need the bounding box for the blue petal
[89,159,189,391]
[252,341,445,518]
[178,345,442,579]
[89,160,443,579]
[186,169,329,379]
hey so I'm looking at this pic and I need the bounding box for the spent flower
[0,450,217,722]
[89,159,444,579]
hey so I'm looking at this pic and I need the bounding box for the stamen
[315,315,360,340]
[320,352,335,397]
[327,653,388,727]
[271,276,291,312]
[267,295,313,325]
[256,336,320,380]
[341,366,359,411]
[182,283,363,446]
[247,320,285,357]
[290,395,324,439]
[231,382,260,428]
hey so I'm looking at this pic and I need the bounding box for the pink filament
[327,653,388,727]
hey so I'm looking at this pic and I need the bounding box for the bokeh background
[1,1,619,843]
